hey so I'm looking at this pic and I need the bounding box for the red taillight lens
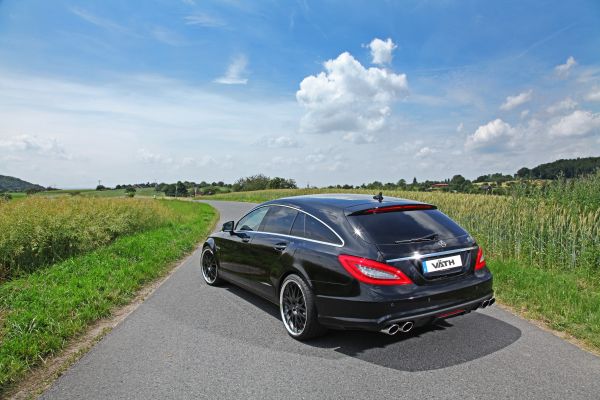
[475,247,486,270]
[338,254,413,285]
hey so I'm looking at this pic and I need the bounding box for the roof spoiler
[347,204,437,216]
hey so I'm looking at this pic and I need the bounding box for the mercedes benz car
[201,194,494,340]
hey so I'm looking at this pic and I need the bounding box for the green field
[0,201,217,393]
[32,187,166,198]
[1,197,173,280]
[202,188,600,352]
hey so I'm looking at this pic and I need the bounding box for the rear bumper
[315,273,493,331]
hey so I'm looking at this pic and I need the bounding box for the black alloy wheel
[201,248,221,286]
[279,275,326,340]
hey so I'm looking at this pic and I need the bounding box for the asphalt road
[42,200,600,400]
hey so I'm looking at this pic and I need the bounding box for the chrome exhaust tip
[489,297,496,306]
[381,324,400,336]
[481,299,489,308]
[400,321,414,333]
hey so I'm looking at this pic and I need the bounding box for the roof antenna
[373,192,383,203]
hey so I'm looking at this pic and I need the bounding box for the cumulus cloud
[0,134,71,159]
[500,90,533,111]
[296,51,407,136]
[215,55,248,84]
[546,97,577,114]
[520,109,530,119]
[342,132,375,144]
[368,38,397,65]
[255,136,299,148]
[465,119,516,151]
[555,56,577,77]
[549,110,600,137]
[586,88,600,102]
[415,146,438,158]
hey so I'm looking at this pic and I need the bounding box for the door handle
[273,242,287,251]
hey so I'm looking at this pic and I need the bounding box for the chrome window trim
[234,204,345,248]
[386,246,477,263]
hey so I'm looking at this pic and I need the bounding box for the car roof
[260,193,432,221]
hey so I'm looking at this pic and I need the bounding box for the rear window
[349,209,467,244]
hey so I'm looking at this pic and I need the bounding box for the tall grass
[204,188,600,272]
[0,197,173,280]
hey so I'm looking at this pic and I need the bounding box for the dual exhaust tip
[381,297,496,336]
[380,321,413,336]
[480,297,496,309]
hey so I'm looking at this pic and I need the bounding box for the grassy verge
[489,259,600,352]
[0,201,217,393]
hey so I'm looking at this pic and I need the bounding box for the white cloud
[520,109,530,119]
[296,51,407,135]
[214,55,248,85]
[0,134,71,159]
[465,119,515,151]
[255,136,299,148]
[500,90,533,111]
[456,122,464,133]
[415,146,438,157]
[184,13,226,28]
[586,88,600,102]
[555,56,577,77]
[342,132,375,144]
[137,148,172,164]
[368,38,397,65]
[549,110,600,137]
[546,97,577,114]
[0,69,301,186]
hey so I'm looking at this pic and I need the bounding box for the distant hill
[517,157,600,179]
[0,175,45,192]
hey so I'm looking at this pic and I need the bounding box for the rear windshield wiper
[394,233,438,244]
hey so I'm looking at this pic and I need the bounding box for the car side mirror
[222,220,234,233]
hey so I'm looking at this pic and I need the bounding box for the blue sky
[1,0,599,187]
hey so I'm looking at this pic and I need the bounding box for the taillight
[475,247,486,270]
[338,254,413,285]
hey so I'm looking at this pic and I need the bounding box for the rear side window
[349,209,467,244]
[290,212,342,245]
[236,207,269,231]
[260,206,298,235]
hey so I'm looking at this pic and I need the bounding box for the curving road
[42,200,600,399]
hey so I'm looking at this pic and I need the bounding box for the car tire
[201,247,223,286]
[279,274,327,340]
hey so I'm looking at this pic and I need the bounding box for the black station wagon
[201,194,494,340]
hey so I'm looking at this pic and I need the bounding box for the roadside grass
[489,259,600,352]
[0,201,217,393]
